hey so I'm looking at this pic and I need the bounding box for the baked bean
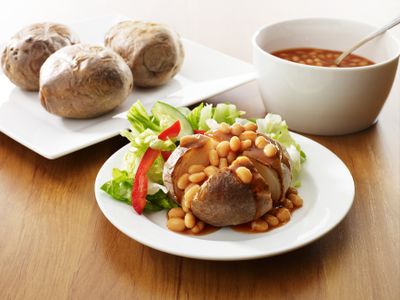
[283,198,294,209]
[229,136,241,152]
[204,165,218,177]
[264,214,279,227]
[191,221,205,234]
[188,172,206,183]
[184,212,196,229]
[236,166,253,184]
[287,187,298,195]
[288,193,303,207]
[251,219,268,232]
[210,139,219,149]
[167,218,186,232]
[184,184,200,205]
[168,208,185,219]
[219,122,231,134]
[276,208,291,222]
[255,136,267,149]
[188,164,205,174]
[219,158,228,169]
[235,156,250,165]
[244,122,257,132]
[231,123,244,136]
[264,144,277,157]
[182,200,190,213]
[227,151,237,164]
[292,56,300,62]
[184,183,195,194]
[216,141,230,157]
[209,149,219,166]
[241,140,252,151]
[179,135,195,147]
[240,130,257,141]
[177,173,190,190]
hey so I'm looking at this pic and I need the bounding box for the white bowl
[252,18,400,135]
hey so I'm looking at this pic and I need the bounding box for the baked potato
[163,126,292,227]
[1,22,79,91]
[39,44,133,118]
[104,20,184,87]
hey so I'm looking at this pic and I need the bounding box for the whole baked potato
[163,125,292,227]
[104,20,184,87]
[1,22,79,91]
[39,44,133,118]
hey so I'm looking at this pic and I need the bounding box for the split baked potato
[163,124,292,227]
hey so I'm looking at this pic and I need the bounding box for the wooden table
[1,77,399,299]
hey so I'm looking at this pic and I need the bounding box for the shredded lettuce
[185,102,204,130]
[213,103,244,124]
[127,101,160,135]
[255,113,306,186]
[100,168,177,211]
[192,102,244,130]
[198,104,213,130]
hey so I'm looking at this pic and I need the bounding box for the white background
[1,0,399,62]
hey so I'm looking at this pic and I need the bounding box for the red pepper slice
[158,120,181,141]
[161,151,172,161]
[131,121,181,214]
[194,129,206,134]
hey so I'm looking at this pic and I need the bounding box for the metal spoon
[335,15,400,66]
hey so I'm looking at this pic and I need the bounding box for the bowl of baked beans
[252,18,400,135]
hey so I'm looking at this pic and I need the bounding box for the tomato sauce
[271,47,374,67]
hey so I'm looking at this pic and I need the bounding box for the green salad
[101,100,306,213]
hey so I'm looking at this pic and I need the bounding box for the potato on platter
[1,22,79,91]
[104,20,184,87]
[39,44,133,119]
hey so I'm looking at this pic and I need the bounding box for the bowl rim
[252,17,400,71]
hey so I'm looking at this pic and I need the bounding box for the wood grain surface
[0,78,398,299]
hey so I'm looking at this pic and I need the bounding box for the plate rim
[94,132,355,261]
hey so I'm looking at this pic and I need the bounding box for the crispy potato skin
[104,20,184,87]
[1,23,79,91]
[39,44,133,118]
[192,169,256,226]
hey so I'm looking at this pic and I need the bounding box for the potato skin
[1,23,79,91]
[39,44,133,118]
[191,169,272,227]
[104,20,184,87]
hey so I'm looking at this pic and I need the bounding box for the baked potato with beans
[104,20,184,87]
[1,22,79,91]
[39,44,133,118]
[163,125,292,227]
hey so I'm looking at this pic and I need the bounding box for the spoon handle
[335,15,400,65]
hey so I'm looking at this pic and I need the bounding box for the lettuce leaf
[255,113,306,186]
[185,102,204,130]
[213,103,244,124]
[197,103,244,130]
[100,168,177,211]
[126,101,160,135]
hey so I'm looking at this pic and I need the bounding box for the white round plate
[94,133,354,261]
